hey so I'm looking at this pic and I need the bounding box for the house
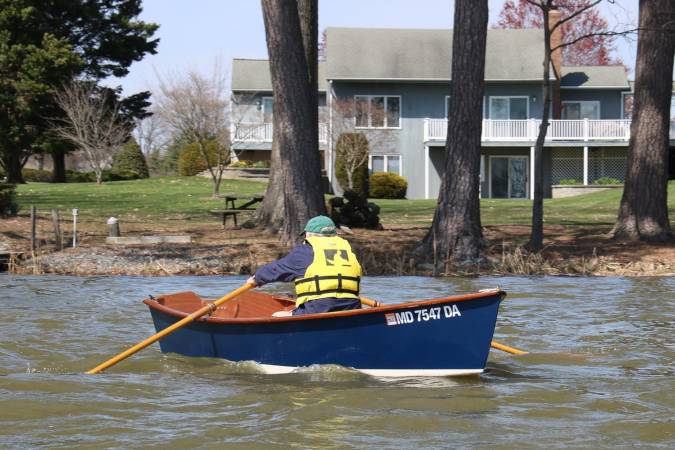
[231,26,675,200]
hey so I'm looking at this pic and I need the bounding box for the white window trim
[445,95,450,118]
[368,154,403,176]
[488,155,530,199]
[354,95,402,129]
[561,100,601,120]
[488,96,530,120]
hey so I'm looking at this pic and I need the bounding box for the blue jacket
[253,244,314,286]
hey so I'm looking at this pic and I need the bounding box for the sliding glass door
[490,156,528,199]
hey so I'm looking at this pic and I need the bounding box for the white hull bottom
[259,364,484,377]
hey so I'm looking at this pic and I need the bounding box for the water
[1,275,673,449]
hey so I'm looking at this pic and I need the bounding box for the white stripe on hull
[258,364,483,377]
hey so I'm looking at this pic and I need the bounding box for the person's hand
[246,276,257,286]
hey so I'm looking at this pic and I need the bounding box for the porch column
[583,146,589,185]
[424,145,430,199]
[530,146,535,199]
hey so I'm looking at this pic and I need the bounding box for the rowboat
[143,288,506,377]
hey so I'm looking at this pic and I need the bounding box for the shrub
[64,170,141,183]
[335,133,369,197]
[369,172,407,199]
[66,170,96,183]
[251,160,270,168]
[178,140,218,176]
[558,179,581,185]
[103,169,141,181]
[593,177,622,185]
[112,138,149,178]
[22,168,53,182]
[228,160,253,168]
[328,190,381,230]
[0,183,19,217]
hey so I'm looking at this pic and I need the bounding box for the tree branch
[551,28,639,53]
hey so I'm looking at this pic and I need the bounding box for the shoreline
[5,224,674,277]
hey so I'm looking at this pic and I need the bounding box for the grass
[14,177,675,227]
[15,177,266,221]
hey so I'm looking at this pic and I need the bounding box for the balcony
[232,122,328,144]
[424,118,675,144]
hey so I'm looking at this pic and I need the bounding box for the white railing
[423,118,661,142]
[232,122,328,143]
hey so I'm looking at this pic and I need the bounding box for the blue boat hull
[146,290,504,376]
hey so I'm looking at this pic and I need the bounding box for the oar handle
[86,283,254,374]
[360,297,382,308]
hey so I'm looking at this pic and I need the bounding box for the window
[354,95,401,128]
[369,154,402,175]
[262,97,273,123]
[489,97,528,120]
[561,101,600,120]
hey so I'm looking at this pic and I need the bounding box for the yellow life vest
[294,235,362,306]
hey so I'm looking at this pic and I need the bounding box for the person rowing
[246,215,362,316]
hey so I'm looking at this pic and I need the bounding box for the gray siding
[332,81,546,199]
[560,89,625,119]
[484,83,543,119]
[332,82,451,199]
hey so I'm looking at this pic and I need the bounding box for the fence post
[30,205,36,252]
[72,208,78,248]
[51,209,62,251]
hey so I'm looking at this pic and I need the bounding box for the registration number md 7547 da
[385,304,461,326]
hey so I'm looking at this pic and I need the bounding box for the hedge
[369,172,407,199]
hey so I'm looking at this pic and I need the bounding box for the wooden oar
[359,296,528,355]
[86,283,254,374]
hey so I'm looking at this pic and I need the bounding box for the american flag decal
[385,313,397,326]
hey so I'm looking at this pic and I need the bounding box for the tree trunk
[257,0,325,243]
[529,6,553,253]
[417,0,488,271]
[3,151,25,184]
[51,148,67,183]
[613,0,674,242]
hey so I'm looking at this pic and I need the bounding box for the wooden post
[52,209,62,250]
[30,205,37,251]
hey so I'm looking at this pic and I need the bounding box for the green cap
[304,215,337,235]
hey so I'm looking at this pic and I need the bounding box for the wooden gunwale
[143,289,506,325]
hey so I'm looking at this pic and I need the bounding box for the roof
[231,59,327,92]
[325,27,546,81]
[561,66,629,89]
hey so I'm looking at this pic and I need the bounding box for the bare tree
[154,64,231,196]
[416,0,488,271]
[256,0,326,243]
[613,0,674,241]
[526,0,636,251]
[133,112,167,158]
[52,81,130,184]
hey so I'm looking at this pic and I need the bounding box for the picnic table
[210,194,264,227]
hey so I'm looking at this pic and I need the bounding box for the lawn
[14,177,675,227]
[15,177,266,221]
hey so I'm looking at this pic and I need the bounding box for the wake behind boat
[143,288,506,377]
